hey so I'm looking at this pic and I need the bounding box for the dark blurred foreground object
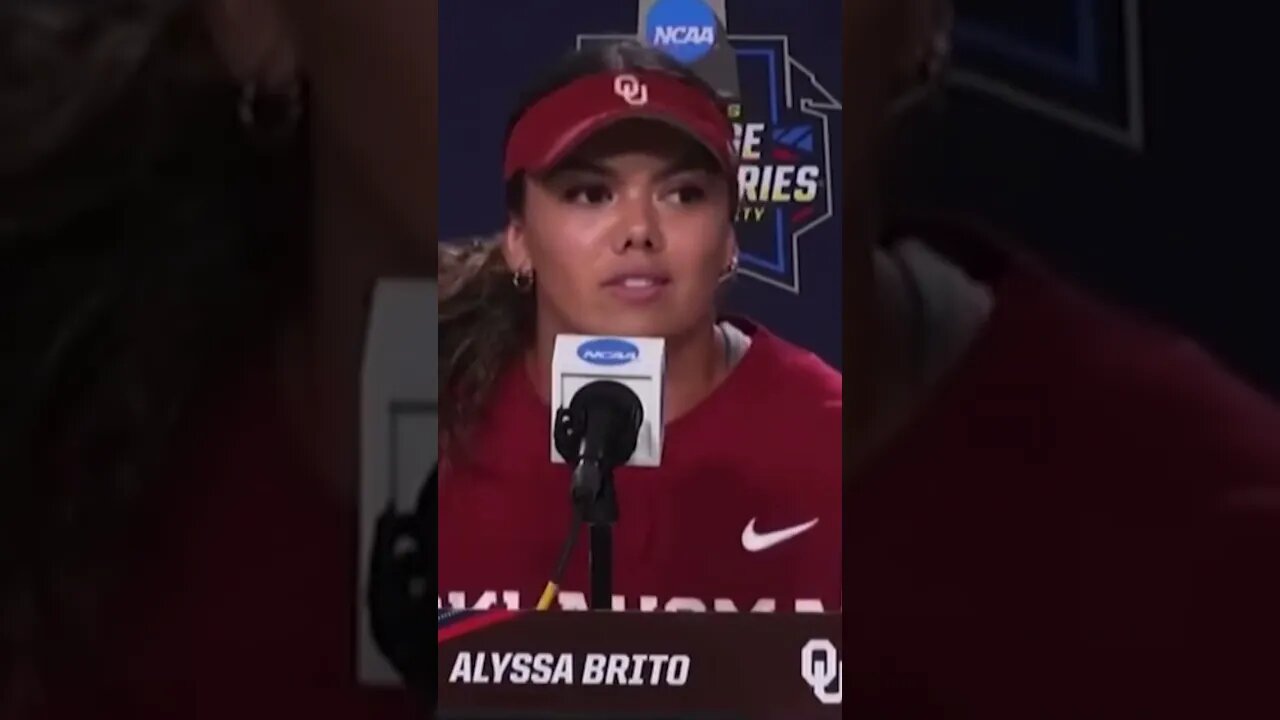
[842,217,1280,718]
[888,2,1277,396]
[370,464,437,704]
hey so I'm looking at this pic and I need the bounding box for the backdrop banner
[440,0,845,368]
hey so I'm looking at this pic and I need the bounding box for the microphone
[556,380,643,509]
[545,335,665,610]
[549,335,666,468]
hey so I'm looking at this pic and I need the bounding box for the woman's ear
[922,0,953,80]
[904,0,953,91]
[724,226,739,270]
[203,0,299,88]
[885,0,953,116]
[502,217,531,274]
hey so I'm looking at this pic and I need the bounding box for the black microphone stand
[572,457,618,610]
[554,381,642,611]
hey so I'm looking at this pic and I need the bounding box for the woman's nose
[613,190,665,253]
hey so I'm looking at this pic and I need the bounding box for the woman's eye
[563,184,613,205]
[667,184,708,204]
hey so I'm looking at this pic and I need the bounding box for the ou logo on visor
[614,74,649,106]
[800,639,842,705]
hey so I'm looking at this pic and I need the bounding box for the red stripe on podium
[437,609,517,644]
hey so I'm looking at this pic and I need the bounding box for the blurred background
[441,1,1274,395]
[888,0,1274,396]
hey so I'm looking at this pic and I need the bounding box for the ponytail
[439,235,534,451]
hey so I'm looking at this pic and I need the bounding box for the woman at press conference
[436,41,843,624]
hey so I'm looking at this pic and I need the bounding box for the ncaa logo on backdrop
[578,31,841,294]
[645,0,718,64]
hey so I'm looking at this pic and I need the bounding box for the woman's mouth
[603,275,670,303]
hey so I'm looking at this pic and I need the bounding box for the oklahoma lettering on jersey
[437,320,843,616]
[439,589,830,613]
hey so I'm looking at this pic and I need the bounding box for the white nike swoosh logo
[741,517,819,552]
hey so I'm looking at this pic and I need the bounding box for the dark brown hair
[439,42,727,452]
[0,1,307,711]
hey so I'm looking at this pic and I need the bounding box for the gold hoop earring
[719,256,739,283]
[238,80,303,146]
[512,268,535,292]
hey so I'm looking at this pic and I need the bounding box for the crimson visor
[503,70,736,181]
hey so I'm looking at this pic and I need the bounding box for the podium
[437,610,841,719]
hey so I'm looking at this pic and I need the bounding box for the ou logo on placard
[614,74,648,106]
[801,639,842,705]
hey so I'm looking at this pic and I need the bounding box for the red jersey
[847,240,1280,718]
[437,322,843,615]
[43,365,418,718]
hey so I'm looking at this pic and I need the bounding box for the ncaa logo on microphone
[645,0,718,64]
[577,338,640,366]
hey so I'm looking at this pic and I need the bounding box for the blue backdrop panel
[949,0,1142,148]
[440,0,845,369]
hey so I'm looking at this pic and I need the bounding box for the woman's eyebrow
[656,151,720,180]
[542,157,614,181]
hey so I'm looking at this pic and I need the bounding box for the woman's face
[207,0,437,266]
[839,0,948,284]
[505,120,736,340]
[288,0,436,258]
